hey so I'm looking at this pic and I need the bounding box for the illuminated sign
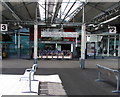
[41,31,79,37]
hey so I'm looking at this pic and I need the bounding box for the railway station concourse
[0,0,120,96]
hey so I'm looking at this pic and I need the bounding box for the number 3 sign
[1,24,8,31]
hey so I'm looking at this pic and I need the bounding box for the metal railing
[96,64,120,93]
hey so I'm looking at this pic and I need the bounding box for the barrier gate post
[112,72,120,93]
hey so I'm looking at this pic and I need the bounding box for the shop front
[30,28,79,59]
[86,33,120,59]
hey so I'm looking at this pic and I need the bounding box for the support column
[0,2,2,73]
[0,43,2,74]
[114,35,116,56]
[34,24,38,65]
[71,44,73,52]
[107,35,110,56]
[118,34,120,56]
[15,32,17,45]
[80,5,86,69]
[56,43,58,50]
[75,32,78,47]
[96,35,98,56]
[15,32,17,52]
[18,29,20,58]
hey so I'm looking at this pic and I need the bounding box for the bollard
[62,53,64,59]
[41,55,42,59]
[57,53,58,59]
[46,53,48,59]
[70,52,72,59]
[52,53,53,59]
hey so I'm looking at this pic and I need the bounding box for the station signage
[108,26,116,34]
[1,24,8,31]
[41,31,79,38]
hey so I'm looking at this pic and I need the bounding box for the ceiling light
[51,24,56,27]
[100,15,120,24]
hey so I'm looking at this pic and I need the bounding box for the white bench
[19,64,38,92]
[96,64,120,93]
[19,64,37,81]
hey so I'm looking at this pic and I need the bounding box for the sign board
[108,26,116,33]
[87,42,95,57]
[1,24,8,31]
[41,31,79,37]
[87,35,102,42]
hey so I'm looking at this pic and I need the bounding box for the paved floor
[1,58,120,95]
[0,74,66,96]
[2,58,119,69]
[0,74,39,96]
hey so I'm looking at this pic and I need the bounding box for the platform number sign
[1,24,8,31]
[108,26,116,34]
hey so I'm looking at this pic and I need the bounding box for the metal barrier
[96,64,120,93]
[39,50,72,59]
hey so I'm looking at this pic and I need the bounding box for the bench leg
[95,71,103,82]
[112,72,120,93]
[112,90,120,93]
[33,74,34,80]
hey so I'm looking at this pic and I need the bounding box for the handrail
[96,64,120,93]
[96,64,118,73]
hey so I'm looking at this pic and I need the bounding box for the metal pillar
[112,72,120,93]
[15,32,17,45]
[114,35,116,56]
[75,32,78,47]
[118,34,120,56]
[34,24,38,65]
[0,43,2,73]
[71,44,73,52]
[18,29,20,58]
[80,5,86,69]
[56,43,58,50]
[14,32,17,52]
[107,35,110,56]
[96,35,98,56]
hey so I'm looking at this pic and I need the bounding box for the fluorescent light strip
[100,15,120,24]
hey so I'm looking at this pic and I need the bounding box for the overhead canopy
[71,2,120,32]
[1,2,37,21]
[70,2,119,23]
[0,0,120,31]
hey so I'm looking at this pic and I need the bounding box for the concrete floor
[2,58,119,69]
[1,58,120,95]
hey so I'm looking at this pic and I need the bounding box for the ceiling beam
[2,14,9,20]
[0,2,33,15]
[66,3,84,21]
[51,0,63,24]
[45,0,47,23]
[2,1,22,21]
[47,1,55,24]
[35,3,41,21]
[23,2,33,20]
[60,0,77,24]
[68,2,88,22]
[62,0,70,16]
[88,3,106,13]
[38,2,53,22]
[91,2,120,23]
